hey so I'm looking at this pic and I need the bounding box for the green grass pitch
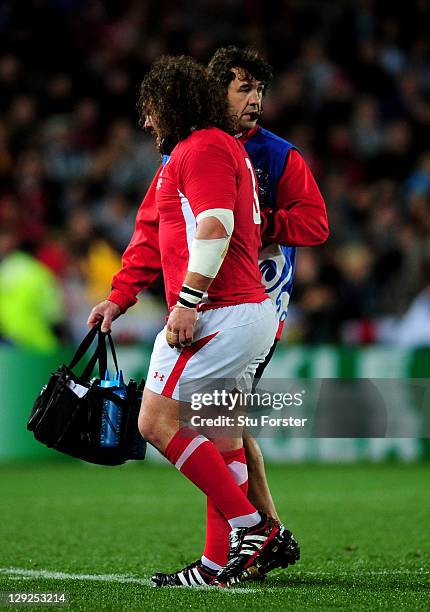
[0,461,429,611]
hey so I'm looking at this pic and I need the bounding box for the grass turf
[0,462,429,611]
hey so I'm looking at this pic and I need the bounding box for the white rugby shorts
[146,299,278,401]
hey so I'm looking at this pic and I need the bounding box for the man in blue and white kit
[90,48,329,586]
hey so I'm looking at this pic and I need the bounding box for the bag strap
[81,330,107,380]
[69,324,120,381]
[68,324,101,371]
[106,332,119,374]
[90,330,119,379]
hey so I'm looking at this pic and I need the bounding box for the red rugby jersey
[155,127,266,310]
[108,127,328,315]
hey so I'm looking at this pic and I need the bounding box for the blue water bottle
[100,370,127,448]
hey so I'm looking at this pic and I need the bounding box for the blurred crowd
[1,0,430,350]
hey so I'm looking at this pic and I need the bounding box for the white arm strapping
[195,208,234,236]
[188,208,234,278]
[188,237,230,278]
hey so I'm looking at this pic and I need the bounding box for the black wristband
[178,285,204,308]
[177,295,198,309]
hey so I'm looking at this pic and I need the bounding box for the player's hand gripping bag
[27,323,146,465]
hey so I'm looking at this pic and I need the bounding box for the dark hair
[207,46,273,91]
[137,55,234,152]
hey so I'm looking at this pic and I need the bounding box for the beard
[147,127,175,155]
[158,136,176,155]
[246,111,260,122]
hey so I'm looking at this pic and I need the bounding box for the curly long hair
[138,55,234,152]
[207,46,273,92]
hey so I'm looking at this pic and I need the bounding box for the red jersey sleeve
[261,149,329,247]
[178,140,238,217]
[107,166,162,312]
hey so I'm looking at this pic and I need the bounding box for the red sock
[202,447,249,569]
[165,429,257,526]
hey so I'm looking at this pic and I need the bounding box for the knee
[138,413,159,446]
[137,389,179,452]
[138,411,174,452]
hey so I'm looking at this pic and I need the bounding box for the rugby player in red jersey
[89,49,328,586]
[89,56,289,587]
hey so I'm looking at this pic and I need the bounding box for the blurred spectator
[378,260,430,347]
[7,94,38,155]
[93,192,136,252]
[43,117,92,184]
[90,119,159,191]
[0,120,13,178]
[0,55,24,113]
[406,152,430,199]
[367,120,415,181]
[389,287,430,347]
[352,96,384,158]
[0,234,65,351]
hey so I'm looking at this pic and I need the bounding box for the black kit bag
[27,323,146,466]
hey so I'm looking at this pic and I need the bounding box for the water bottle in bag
[100,370,127,448]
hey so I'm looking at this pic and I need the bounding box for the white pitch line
[0,568,152,587]
[0,568,259,594]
